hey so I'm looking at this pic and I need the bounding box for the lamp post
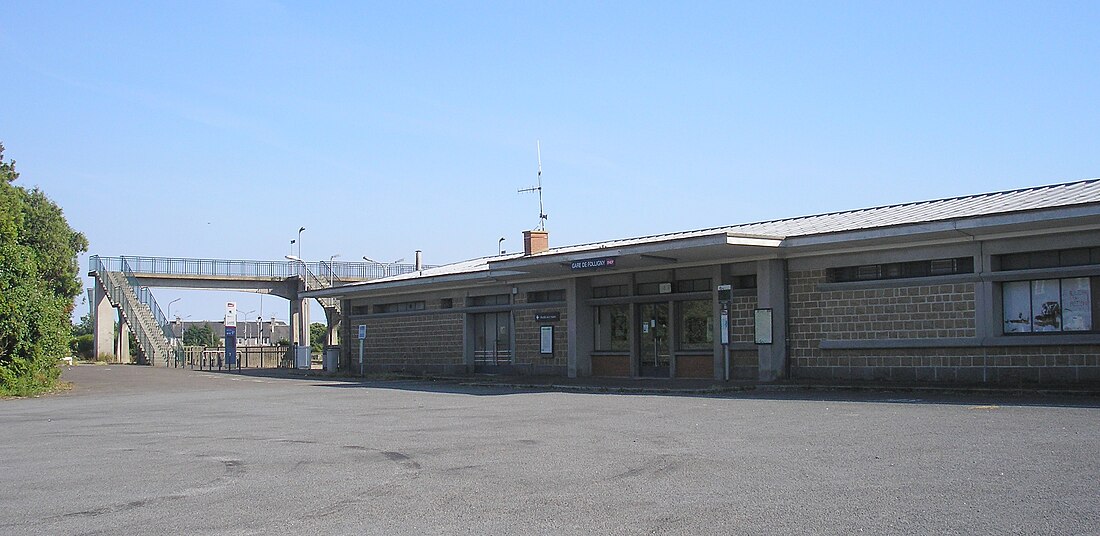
[166,298,181,344]
[285,254,302,278]
[297,227,305,260]
[499,237,506,255]
[328,254,341,286]
[242,310,256,347]
[363,256,403,278]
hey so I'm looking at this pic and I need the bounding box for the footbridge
[87,255,420,365]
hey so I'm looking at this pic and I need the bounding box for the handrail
[89,255,431,282]
[119,257,175,341]
[92,256,167,364]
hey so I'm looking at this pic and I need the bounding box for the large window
[1003,277,1095,333]
[594,304,629,352]
[677,300,713,350]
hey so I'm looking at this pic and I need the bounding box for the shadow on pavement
[192,367,1100,407]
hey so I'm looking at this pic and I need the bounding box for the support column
[92,284,115,361]
[566,277,593,378]
[116,318,131,364]
[289,298,306,346]
[756,259,788,382]
[325,309,340,346]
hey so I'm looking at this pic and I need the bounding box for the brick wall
[347,312,464,373]
[728,294,757,344]
[787,268,1100,384]
[513,308,568,370]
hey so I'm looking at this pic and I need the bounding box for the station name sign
[570,257,617,271]
[535,312,560,322]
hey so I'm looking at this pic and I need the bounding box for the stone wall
[345,312,465,374]
[787,268,1100,384]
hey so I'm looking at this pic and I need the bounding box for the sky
[2,1,1100,324]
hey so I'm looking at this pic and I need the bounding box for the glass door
[473,312,512,371]
[638,303,670,377]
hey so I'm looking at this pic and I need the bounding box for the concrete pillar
[566,277,593,378]
[290,299,303,346]
[325,308,340,346]
[92,284,115,360]
[116,318,131,364]
[756,259,788,382]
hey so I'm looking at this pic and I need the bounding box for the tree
[310,322,327,353]
[0,143,88,396]
[72,313,94,337]
[183,324,220,347]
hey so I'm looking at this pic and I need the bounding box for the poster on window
[1061,277,1092,331]
[1031,279,1062,332]
[1002,281,1032,333]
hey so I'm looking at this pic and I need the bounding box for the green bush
[0,143,87,396]
[70,334,94,360]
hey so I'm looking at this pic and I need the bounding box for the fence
[180,345,294,371]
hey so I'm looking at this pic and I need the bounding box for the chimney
[415,250,423,271]
[523,230,549,255]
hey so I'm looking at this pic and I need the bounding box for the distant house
[171,319,291,347]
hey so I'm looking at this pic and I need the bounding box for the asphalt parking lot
[2,365,1098,535]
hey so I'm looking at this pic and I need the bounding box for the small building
[307,179,1100,385]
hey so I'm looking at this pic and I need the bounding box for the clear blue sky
[3,1,1099,324]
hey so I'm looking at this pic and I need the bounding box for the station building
[306,179,1100,385]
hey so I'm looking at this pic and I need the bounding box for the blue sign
[225,325,237,366]
[570,257,617,270]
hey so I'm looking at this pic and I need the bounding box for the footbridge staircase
[88,255,421,366]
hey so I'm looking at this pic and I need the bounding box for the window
[594,304,630,352]
[468,294,510,307]
[677,300,713,350]
[440,298,453,309]
[592,284,628,298]
[636,282,666,295]
[350,304,369,315]
[675,278,712,293]
[1003,277,1096,333]
[527,289,566,303]
[373,301,425,314]
[997,248,1100,271]
[828,257,974,283]
[732,274,757,289]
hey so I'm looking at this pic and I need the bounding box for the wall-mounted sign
[540,326,554,354]
[534,312,560,322]
[570,257,617,270]
[658,282,673,294]
[754,308,773,345]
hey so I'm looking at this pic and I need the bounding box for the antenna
[517,140,548,231]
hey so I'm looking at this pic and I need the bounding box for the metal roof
[318,178,1100,292]
[538,178,1100,256]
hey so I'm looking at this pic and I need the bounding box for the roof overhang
[484,232,784,276]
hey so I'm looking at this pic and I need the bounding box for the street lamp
[328,254,341,286]
[166,298,181,343]
[297,227,305,259]
[363,256,403,278]
[166,298,181,323]
[241,309,256,345]
[498,237,506,255]
[285,254,302,278]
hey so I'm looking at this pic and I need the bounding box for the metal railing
[119,258,175,342]
[182,345,294,370]
[92,257,169,365]
[90,255,431,282]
